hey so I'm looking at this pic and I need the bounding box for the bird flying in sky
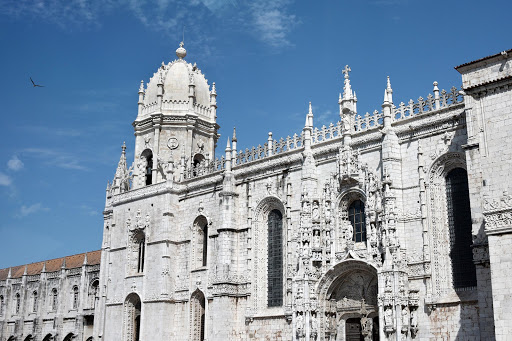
[30,77,44,87]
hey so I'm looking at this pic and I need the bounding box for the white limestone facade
[1,46,512,341]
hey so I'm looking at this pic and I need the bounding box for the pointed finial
[433,81,439,91]
[309,101,313,115]
[342,65,353,99]
[122,141,126,154]
[338,93,342,104]
[383,89,389,104]
[176,41,187,59]
[139,80,144,93]
[232,127,237,142]
[211,82,217,95]
[342,65,351,79]
[23,265,28,276]
[83,252,88,265]
[385,76,393,104]
[226,137,231,150]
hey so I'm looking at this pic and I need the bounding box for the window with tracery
[51,288,58,311]
[193,217,208,268]
[72,286,79,309]
[15,293,20,314]
[137,237,145,273]
[267,209,283,307]
[90,279,99,309]
[348,199,366,242]
[32,291,38,313]
[445,168,477,289]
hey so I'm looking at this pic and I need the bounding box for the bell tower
[131,42,220,188]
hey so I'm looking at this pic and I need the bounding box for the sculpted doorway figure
[317,260,379,341]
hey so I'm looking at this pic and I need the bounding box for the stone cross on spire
[342,65,353,100]
[342,65,351,79]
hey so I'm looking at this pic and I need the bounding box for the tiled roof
[455,48,512,70]
[0,250,101,280]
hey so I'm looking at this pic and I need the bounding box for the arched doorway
[190,290,206,341]
[317,260,379,341]
[124,293,142,341]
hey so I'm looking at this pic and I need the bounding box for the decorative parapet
[87,264,100,272]
[183,157,224,179]
[110,181,168,206]
[483,191,512,235]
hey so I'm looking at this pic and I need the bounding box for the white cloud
[18,203,49,217]
[80,204,99,216]
[250,0,297,47]
[0,172,12,186]
[0,0,298,48]
[23,148,88,171]
[7,156,24,171]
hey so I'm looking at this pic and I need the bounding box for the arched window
[190,290,206,341]
[348,200,366,242]
[32,291,38,313]
[15,293,20,314]
[267,209,283,307]
[141,149,153,186]
[42,334,53,341]
[137,235,145,273]
[445,168,477,288]
[124,293,141,341]
[72,286,79,309]
[0,295,4,315]
[193,216,208,268]
[90,279,99,309]
[51,288,58,311]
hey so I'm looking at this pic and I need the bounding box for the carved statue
[296,314,304,338]
[313,230,320,248]
[361,315,373,341]
[385,275,392,291]
[384,307,393,326]
[402,306,409,328]
[312,201,320,220]
[325,201,332,222]
[310,313,318,336]
[410,309,418,329]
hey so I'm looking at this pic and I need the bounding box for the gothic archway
[317,260,379,341]
[190,289,206,341]
[124,293,141,341]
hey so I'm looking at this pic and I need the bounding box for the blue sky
[0,0,510,269]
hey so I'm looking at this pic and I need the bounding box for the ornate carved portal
[190,290,206,341]
[318,261,379,341]
[124,293,141,341]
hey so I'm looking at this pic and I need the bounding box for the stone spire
[231,127,237,164]
[382,76,394,128]
[137,80,145,117]
[113,142,129,194]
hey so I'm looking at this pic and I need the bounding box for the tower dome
[137,42,215,122]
